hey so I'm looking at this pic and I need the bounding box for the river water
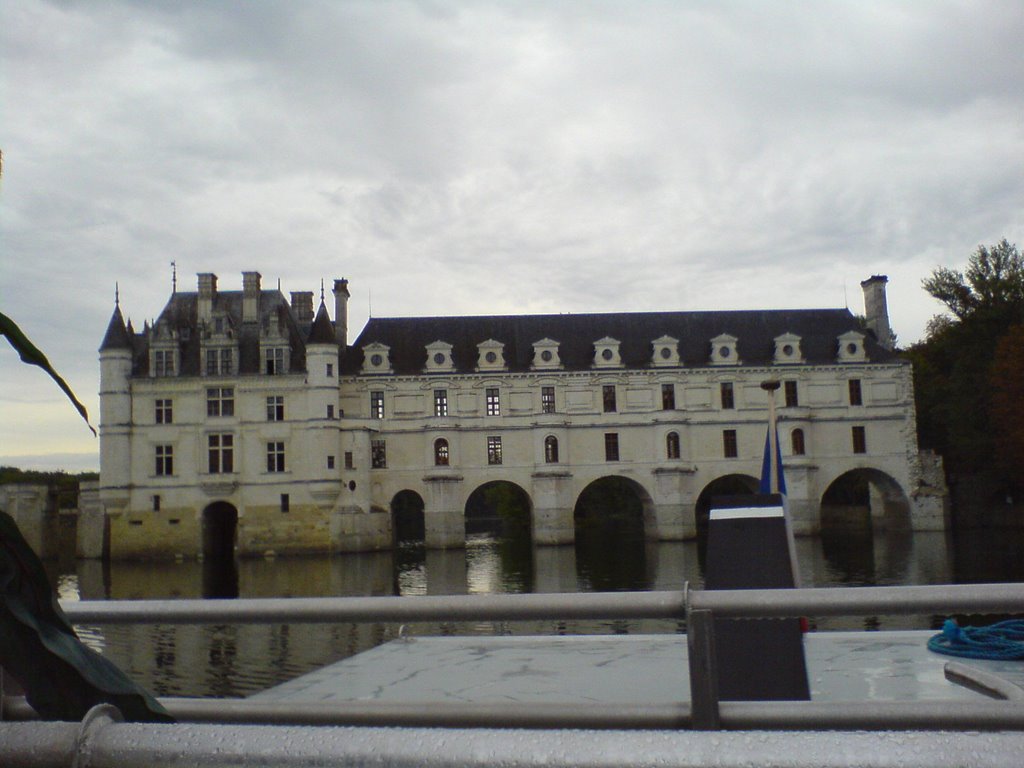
[49,527,1024,699]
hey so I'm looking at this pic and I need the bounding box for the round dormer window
[719,346,731,358]
[782,344,794,356]
[485,351,497,363]
[370,354,383,367]
[601,348,614,361]
[660,347,672,359]
[541,350,553,362]
[433,353,446,365]
[847,343,858,355]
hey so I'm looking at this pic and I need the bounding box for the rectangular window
[602,385,617,413]
[370,391,385,419]
[541,386,556,414]
[281,494,289,513]
[155,399,173,424]
[604,433,620,462]
[267,441,286,472]
[265,347,287,375]
[371,439,387,468]
[720,382,735,409]
[207,387,234,417]
[487,436,503,465]
[153,495,160,512]
[486,388,501,416]
[154,350,174,377]
[784,380,799,408]
[327,404,335,419]
[208,433,234,474]
[326,363,334,377]
[266,395,284,422]
[852,426,867,454]
[849,379,863,406]
[434,389,448,417]
[206,347,233,375]
[155,445,173,476]
[661,384,675,410]
[327,455,335,470]
[344,451,354,470]
[723,429,738,458]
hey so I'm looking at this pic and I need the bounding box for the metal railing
[3,582,1024,767]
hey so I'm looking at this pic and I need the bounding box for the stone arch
[694,474,760,539]
[201,501,238,562]
[464,480,533,538]
[820,468,911,533]
[573,476,656,591]
[391,490,426,544]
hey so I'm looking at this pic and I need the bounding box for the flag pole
[760,380,780,494]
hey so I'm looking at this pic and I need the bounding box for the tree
[922,239,1024,321]
[989,324,1024,482]
[906,239,1024,511]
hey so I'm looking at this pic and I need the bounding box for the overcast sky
[2,0,1022,472]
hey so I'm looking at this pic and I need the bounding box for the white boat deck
[252,630,1024,705]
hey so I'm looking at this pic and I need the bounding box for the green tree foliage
[905,240,1024,495]
[989,324,1024,480]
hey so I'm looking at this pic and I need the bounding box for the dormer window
[425,341,454,373]
[263,346,289,375]
[837,331,867,363]
[593,337,622,368]
[773,333,804,365]
[652,335,680,367]
[710,333,739,365]
[362,342,393,374]
[476,339,506,372]
[532,338,561,369]
[151,348,176,377]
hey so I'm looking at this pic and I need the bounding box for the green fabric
[0,511,172,722]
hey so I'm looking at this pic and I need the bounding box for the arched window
[791,428,805,456]
[544,435,559,464]
[666,431,680,459]
[434,438,450,466]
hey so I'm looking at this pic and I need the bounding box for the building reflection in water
[47,527,1023,699]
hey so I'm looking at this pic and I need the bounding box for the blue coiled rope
[927,619,1024,660]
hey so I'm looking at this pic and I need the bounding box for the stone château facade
[97,272,947,560]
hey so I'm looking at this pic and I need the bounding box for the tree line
[902,239,1023,520]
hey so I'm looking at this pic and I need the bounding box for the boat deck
[252,630,1024,705]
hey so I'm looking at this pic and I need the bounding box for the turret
[98,303,133,502]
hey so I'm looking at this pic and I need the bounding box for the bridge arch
[201,501,238,562]
[391,489,426,544]
[573,476,656,591]
[820,468,911,533]
[464,480,533,538]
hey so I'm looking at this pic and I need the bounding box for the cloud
[1,0,1022,463]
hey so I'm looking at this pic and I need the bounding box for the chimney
[333,279,350,346]
[197,273,217,325]
[860,275,895,350]
[242,271,261,323]
[290,291,314,325]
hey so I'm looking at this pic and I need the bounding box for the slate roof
[129,290,312,376]
[344,308,899,375]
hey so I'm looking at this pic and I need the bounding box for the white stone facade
[97,272,948,560]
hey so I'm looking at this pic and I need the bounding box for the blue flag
[759,427,787,496]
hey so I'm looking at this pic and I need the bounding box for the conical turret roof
[307,301,336,345]
[99,305,132,351]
